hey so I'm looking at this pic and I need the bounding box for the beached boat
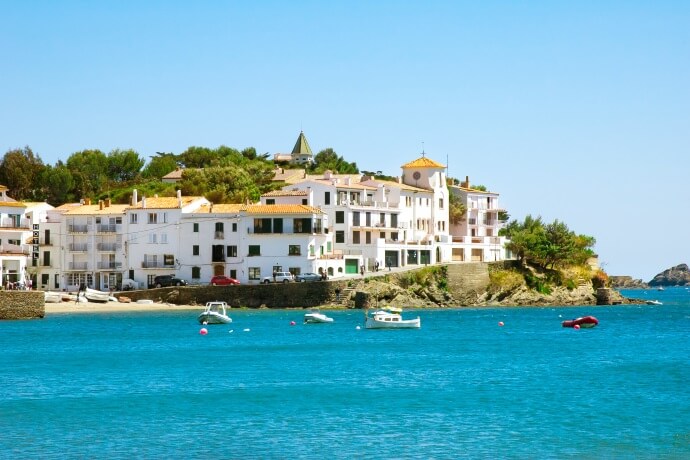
[198,301,232,325]
[365,307,421,329]
[304,311,334,324]
[44,291,62,303]
[562,316,598,328]
[84,287,110,303]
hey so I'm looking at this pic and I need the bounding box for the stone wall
[117,281,352,308]
[0,291,45,320]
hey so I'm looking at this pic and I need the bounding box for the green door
[345,258,359,274]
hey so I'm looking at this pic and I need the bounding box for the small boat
[198,301,232,325]
[645,300,663,305]
[84,287,110,303]
[562,316,598,328]
[365,307,421,329]
[657,287,665,291]
[44,291,62,303]
[304,311,334,324]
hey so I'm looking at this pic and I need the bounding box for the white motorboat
[365,307,421,329]
[645,300,663,305]
[304,311,334,324]
[44,291,62,303]
[84,287,110,303]
[198,301,232,325]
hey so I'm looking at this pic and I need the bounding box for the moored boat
[304,311,334,324]
[562,316,598,328]
[198,301,232,325]
[365,307,421,329]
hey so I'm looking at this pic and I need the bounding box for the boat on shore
[365,307,421,329]
[44,291,63,303]
[304,310,334,324]
[562,316,598,328]
[198,301,232,325]
[84,287,110,303]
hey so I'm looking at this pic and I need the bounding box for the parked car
[295,272,322,282]
[262,271,294,284]
[149,275,188,288]
[210,275,240,286]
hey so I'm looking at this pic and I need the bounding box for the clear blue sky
[2,1,689,281]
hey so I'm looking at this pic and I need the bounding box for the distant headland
[610,263,690,289]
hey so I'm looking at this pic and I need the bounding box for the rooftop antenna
[421,141,425,157]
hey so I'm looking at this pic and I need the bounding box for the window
[148,233,157,244]
[148,213,157,224]
[115,217,122,224]
[227,245,237,257]
[391,214,398,228]
[325,191,331,205]
[379,213,386,226]
[293,218,312,233]
[313,218,322,233]
[164,254,175,266]
[335,230,345,243]
[391,232,398,241]
[130,213,138,224]
[289,245,301,255]
[366,232,371,244]
[248,267,261,280]
[365,212,371,226]
[42,273,49,286]
[192,266,201,279]
[248,245,261,256]
[266,199,275,205]
[232,222,237,232]
[353,212,360,226]
[193,223,199,232]
[273,218,283,234]
[193,245,199,256]
[302,199,307,205]
[43,251,50,266]
[380,232,385,239]
[230,269,237,279]
[161,233,168,244]
[215,222,224,238]
[254,218,272,234]
[212,245,225,262]
[353,231,360,244]
[335,211,344,224]
[439,198,444,209]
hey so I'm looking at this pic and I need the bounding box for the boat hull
[84,288,110,303]
[304,313,334,324]
[365,317,421,329]
[198,312,232,325]
[562,316,598,328]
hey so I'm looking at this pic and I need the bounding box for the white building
[0,186,53,288]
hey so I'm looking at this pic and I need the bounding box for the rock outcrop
[609,276,649,289]
[648,264,690,287]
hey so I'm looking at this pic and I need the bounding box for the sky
[2,1,689,281]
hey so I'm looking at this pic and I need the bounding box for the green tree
[66,149,108,198]
[178,146,222,168]
[142,152,179,179]
[107,149,145,182]
[0,147,45,200]
[448,191,466,225]
[310,148,359,174]
[39,162,75,206]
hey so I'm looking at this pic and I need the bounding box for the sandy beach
[44,300,203,314]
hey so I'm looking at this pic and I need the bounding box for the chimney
[464,176,470,188]
[105,198,111,207]
[85,198,91,205]
[132,189,138,206]
[344,177,351,185]
[177,189,182,208]
[142,196,147,209]
[99,200,104,210]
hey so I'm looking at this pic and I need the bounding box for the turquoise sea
[2,288,690,459]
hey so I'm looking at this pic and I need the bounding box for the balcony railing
[97,261,123,270]
[214,231,224,239]
[68,224,89,233]
[69,262,89,270]
[141,261,175,268]
[69,243,89,252]
[0,218,31,229]
[96,224,119,233]
[97,243,120,252]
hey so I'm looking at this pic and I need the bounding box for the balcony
[96,224,119,233]
[97,261,123,270]
[69,243,89,252]
[0,218,31,229]
[97,243,120,252]
[214,231,224,239]
[141,261,175,268]
[68,224,89,233]
[69,262,89,270]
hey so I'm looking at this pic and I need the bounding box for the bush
[488,269,525,295]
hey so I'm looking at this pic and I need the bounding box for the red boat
[562,316,598,328]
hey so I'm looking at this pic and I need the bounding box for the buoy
[356,325,361,330]
[202,321,208,325]
[574,324,581,330]
[199,328,208,335]
[290,321,296,326]
[498,321,504,327]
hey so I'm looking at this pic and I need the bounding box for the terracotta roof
[450,185,499,196]
[130,196,205,209]
[262,190,308,197]
[0,201,26,208]
[402,156,446,169]
[193,203,323,215]
[63,204,129,215]
[162,168,185,180]
[272,168,306,182]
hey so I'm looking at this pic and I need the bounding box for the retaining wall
[0,291,45,320]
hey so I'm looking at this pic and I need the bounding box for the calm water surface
[1,288,689,459]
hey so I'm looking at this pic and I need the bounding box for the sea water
[1,289,689,459]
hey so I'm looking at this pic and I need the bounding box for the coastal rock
[648,264,690,287]
[609,276,649,289]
